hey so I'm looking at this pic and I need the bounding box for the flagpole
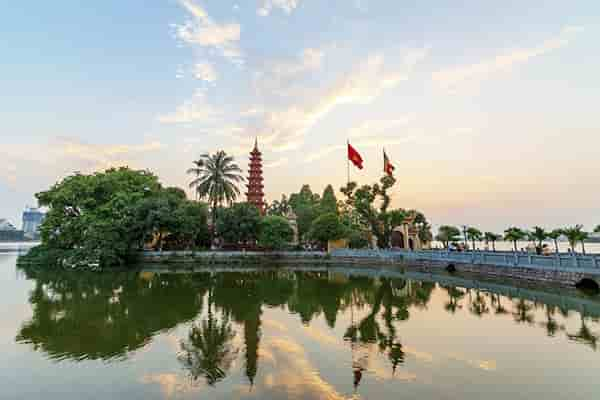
[347,139,350,185]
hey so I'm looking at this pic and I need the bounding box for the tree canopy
[436,226,461,248]
[28,167,209,268]
[258,216,294,250]
[216,203,261,245]
[309,213,347,247]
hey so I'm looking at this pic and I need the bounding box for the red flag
[347,143,364,170]
[384,150,395,176]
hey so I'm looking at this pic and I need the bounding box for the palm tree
[466,227,483,251]
[547,229,562,253]
[529,226,547,249]
[504,227,527,252]
[187,151,245,239]
[484,232,501,251]
[562,225,587,254]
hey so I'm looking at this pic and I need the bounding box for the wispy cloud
[175,0,243,64]
[348,115,415,138]
[432,26,584,92]
[254,47,324,97]
[157,91,221,124]
[247,48,428,151]
[193,61,217,82]
[257,0,301,16]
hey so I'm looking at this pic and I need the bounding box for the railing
[331,249,600,274]
[142,250,327,258]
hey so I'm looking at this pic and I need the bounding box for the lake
[1,251,600,399]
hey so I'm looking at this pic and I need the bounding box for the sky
[1,0,599,232]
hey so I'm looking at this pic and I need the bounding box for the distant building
[22,207,45,240]
[0,218,25,241]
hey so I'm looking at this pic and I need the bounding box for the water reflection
[14,266,600,393]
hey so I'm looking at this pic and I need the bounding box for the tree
[258,216,294,250]
[339,176,399,248]
[529,226,547,249]
[309,213,347,247]
[504,227,527,252]
[594,225,600,234]
[435,226,461,249]
[35,167,163,267]
[133,187,209,250]
[466,227,483,251]
[484,232,501,251]
[187,151,245,238]
[547,229,562,253]
[289,185,320,242]
[562,225,587,254]
[266,194,290,216]
[319,185,338,215]
[216,203,261,245]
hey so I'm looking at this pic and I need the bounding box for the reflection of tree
[469,290,490,318]
[490,293,509,315]
[512,299,535,325]
[15,268,207,362]
[540,305,564,337]
[567,314,599,351]
[443,286,465,314]
[178,289,239,386]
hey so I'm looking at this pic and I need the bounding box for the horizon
[1,1,599,232]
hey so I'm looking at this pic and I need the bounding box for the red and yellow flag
[384,150,395,176]
[347,142,364,170]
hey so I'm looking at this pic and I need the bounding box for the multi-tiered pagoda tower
[246,139,265,214]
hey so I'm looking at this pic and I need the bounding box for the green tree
[309,213,347,247]
[339,176,398,248]
[133,187,209,250]
[547,229,562,253]
[594,225,600,234]
[258,216,294,250]
[562,225,588,254]
[504,227,527,252]
[319,185,338,215]
[266,194,290,216]
[435,226,461,249]
[216,203,261,245]
[35,167,163,267]
[289,185,320,241]
[187,151,245,238]
[529,226,548,249]
[484,232,501,251]
[466,227,483,251]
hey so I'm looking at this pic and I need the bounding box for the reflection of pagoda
[246,139,265,214]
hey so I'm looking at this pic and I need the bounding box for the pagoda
[246,138,265,214]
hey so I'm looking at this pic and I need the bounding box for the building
[22,207,45,240]
[390,212,429,250]
[246,139,265,214]
[0,219,25,241]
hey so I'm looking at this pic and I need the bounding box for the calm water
[1,253,600,399]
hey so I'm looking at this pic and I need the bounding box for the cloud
[158,91,221,124]
[141,373,201,398]
[348,116,415,138]
[246,48,428,153]
[175,0,243,64]
[257,0,300,16]
[432,26,583,92]
[254,47,324,97]
[193,61,217,82]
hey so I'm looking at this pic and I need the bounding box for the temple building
[390,212,429,250]
[246,139,265,214]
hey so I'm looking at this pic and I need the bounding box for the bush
[258,216,294,250]
[347,229,370,249]
[309,213,347,246]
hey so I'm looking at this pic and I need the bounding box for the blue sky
[1,0,599,232]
